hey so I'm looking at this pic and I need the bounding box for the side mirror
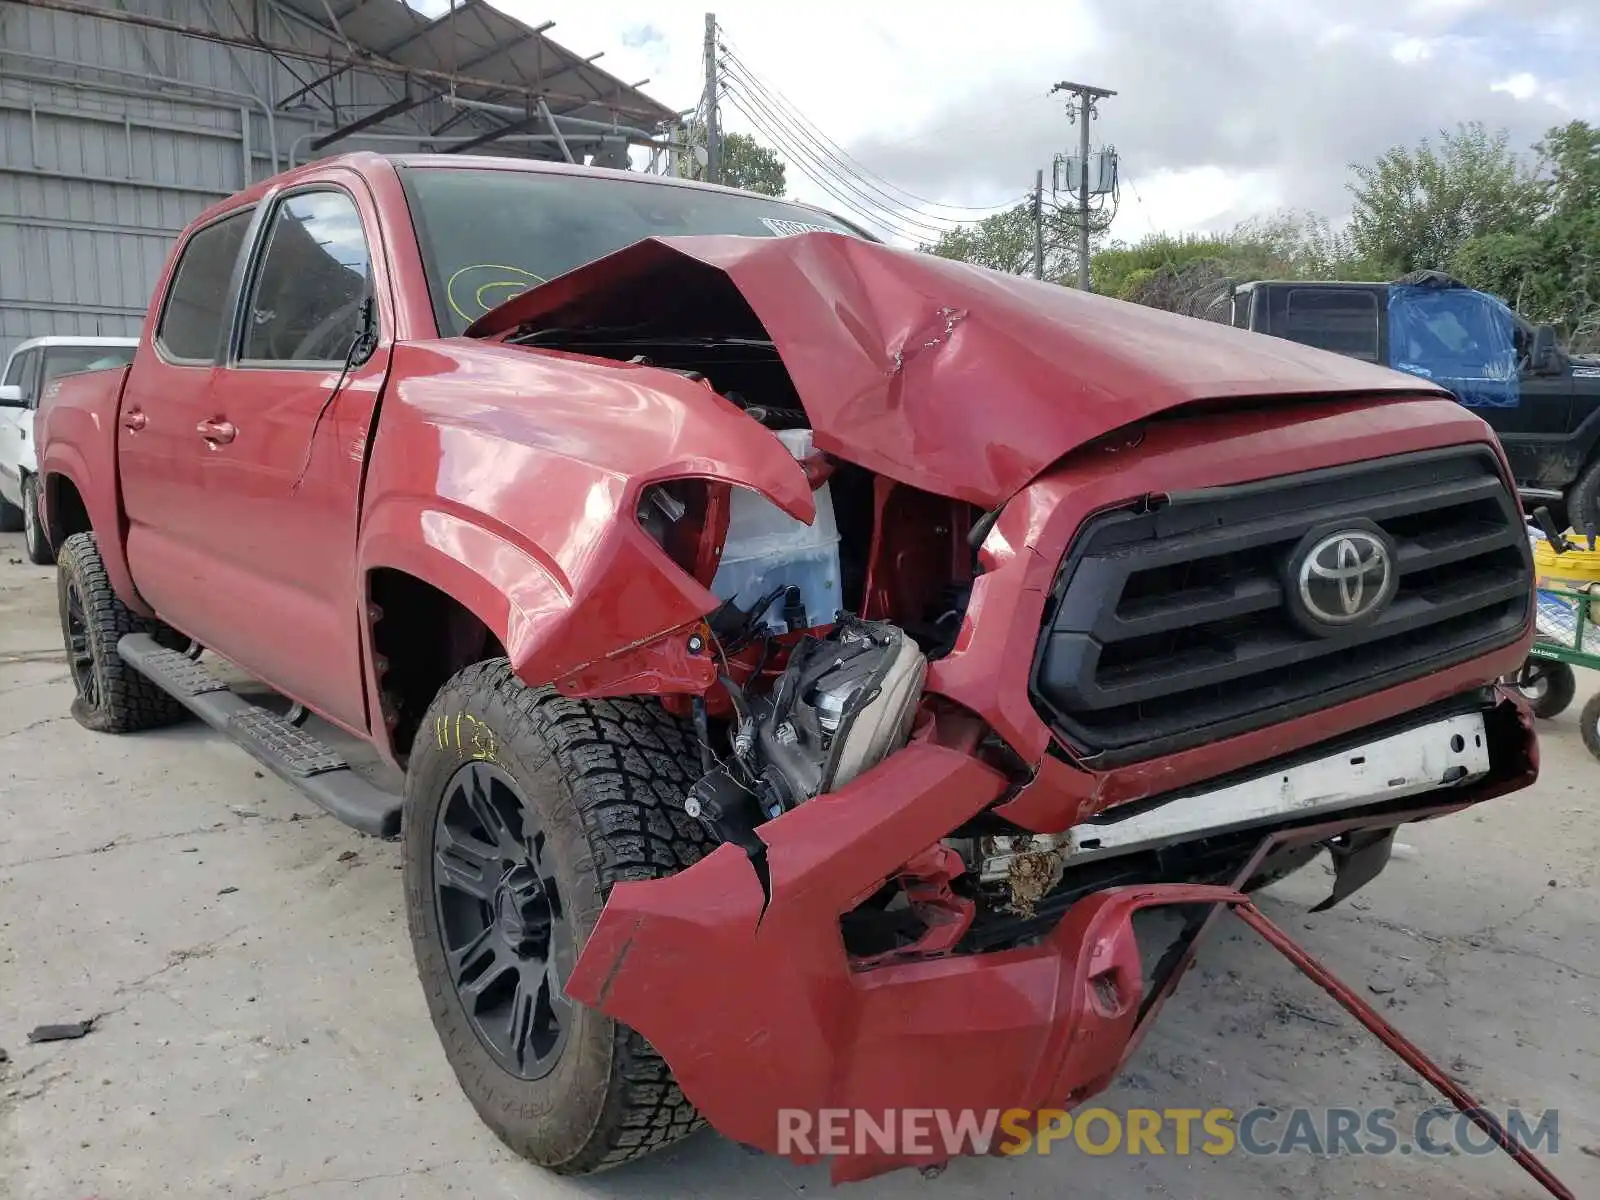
[1530,325,1559,373]
[0,384,23,408]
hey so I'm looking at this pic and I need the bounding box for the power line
[721,76,981,241]
[722,82,965,242]
[727,81,1031,247]
[717,35,1018,218]
[1119,167,1161,237]
[720,77,989,242]
[718,63,981,233]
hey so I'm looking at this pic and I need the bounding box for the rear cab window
[156,209,255,363]
[1275,288,1382,362]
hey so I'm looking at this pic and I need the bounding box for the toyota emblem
[1292,528,1397,632]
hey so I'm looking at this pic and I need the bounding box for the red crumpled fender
[356,340,812,689]
[469,232,1449,509]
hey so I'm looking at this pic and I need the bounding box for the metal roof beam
[310,82,437,149]
[275,60,356,110]
[443,109,540,156]
[11,0,671,124]
[378,0,477,58]
[456,19,552,74]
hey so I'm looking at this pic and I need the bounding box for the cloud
[844,0,1585,234]
[492,0,1596,237]
[620,23,666,49]
[1492,73,1540,100]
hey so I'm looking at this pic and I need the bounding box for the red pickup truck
[36,154,1538,1181]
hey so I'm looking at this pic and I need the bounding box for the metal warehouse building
[0,0,677,358]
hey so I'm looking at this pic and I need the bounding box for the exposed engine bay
[685,616,927,855]
[511,325,1484,965]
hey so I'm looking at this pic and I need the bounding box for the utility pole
[1032,168,1045,280]
[703,13,720,185]
[1049,79,1116,290]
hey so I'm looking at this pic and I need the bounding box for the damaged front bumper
[565,692,1540,1184]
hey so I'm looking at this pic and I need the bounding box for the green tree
[922,203,1037,276]
[1090,212,1382,315]
[1452,120,1600,349]
[1347,122,1536,274]
[719,132,786,196]
[674,126,786,196]
[920,199,1108,284]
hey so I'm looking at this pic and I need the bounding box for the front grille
[1030,446,1530,764]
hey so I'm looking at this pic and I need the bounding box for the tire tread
[406,660,714,1174]
[57,532,186,733]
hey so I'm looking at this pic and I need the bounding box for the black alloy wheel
[62,572,97,706]
[433,759,573,1080]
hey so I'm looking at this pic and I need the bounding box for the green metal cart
[1506,579,1600,758]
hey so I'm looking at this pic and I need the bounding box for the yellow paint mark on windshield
[446,263,547,324]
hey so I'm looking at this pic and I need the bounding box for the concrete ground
[1,529,1595,1200]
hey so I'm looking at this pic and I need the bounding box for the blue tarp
[1387,284,1521,408]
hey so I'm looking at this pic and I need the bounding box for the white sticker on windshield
[761,217,835,237]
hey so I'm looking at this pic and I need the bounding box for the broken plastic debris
[28,1019,95,1043]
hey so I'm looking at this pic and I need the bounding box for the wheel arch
[357,496,575,763]
[364,562,508,764]
[41,461,153,617]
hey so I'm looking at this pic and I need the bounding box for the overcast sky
[437,0,1598,243]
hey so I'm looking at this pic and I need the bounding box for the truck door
[1388,286,1569,485]
[182,180,391,734]
[120,206,257,643]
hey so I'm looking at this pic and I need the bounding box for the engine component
[978,834,1070,917]
[684,767,768,856]
[685,617,927,854]
[753,617,927,809]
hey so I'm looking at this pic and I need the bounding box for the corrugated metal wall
[0,0,487,359]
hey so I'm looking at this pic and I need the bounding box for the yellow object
[1533,531,1600,592]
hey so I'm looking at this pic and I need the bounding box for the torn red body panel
[569,697,1544,1186]
[471,231,1447,509]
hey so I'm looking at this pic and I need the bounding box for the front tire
[0,491,20,533]
[402,661,715,1174]
[22,476,53,565]
[56,532,187,733]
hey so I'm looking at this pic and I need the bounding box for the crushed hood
[468,233,1448,507]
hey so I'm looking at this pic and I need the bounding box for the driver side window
[240,190,371,366]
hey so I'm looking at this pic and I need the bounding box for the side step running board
[117,633,402,838]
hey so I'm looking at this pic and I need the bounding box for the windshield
[400,166,861,336]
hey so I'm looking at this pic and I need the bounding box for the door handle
[197,417,236,445]
[122,410,146,432]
